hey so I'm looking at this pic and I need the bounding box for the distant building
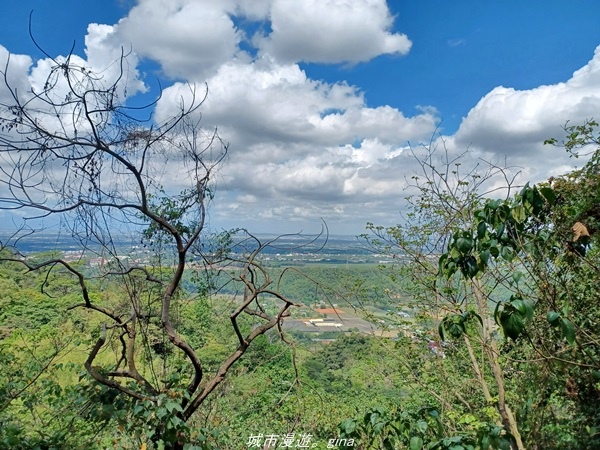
[428,341,445,358]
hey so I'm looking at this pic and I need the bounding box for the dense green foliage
[206,264,402,309]
[359,121,600,449]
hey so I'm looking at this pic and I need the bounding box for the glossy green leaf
[539,186,556,205]
[479,250,491,265]
[466,311,484,328]
[511,298,534,322]
[511,205,526,223]
[494,301,503,327]
[488,199,500,210]
[409,436,423,450]
[383,438,396,450]
[546,311,561,326]
[500,310,525,340]
[456,237,473,254]
[445,320,466,339]
[462,255,479,278]
[438,322,447,341]
[480,435,490,449]
[477,221,488,239]
[519,182,531,198]
[340,419,356,434]
[438,253,448,274]
[560,318,576,344]
[531,187,544,214]
[415,420,428,434]
[450,247,461,260]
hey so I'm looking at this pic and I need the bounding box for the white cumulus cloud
[108,0,411,81]
[113,0,243,79]
[456,45,600,164]
[255,0,412,64]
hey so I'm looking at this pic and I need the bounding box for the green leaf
[443,315,466,339]
[450,247,461,260]
[367,411,378,426]
[410,436,423,450]
[494,301,503,327]
[546,311,561,326]
[498,439,512,450]
[510,205,526,223]
[456,237,473,254]
[539,186,556,205]
[511,298,534,322]
[416,420,428,434]
[531,187,544,214]
[438,253,448,274]
[489,245,499,258]
[488,199,500,210]
[165,400,183,413]
[462,255,479,278]
[340,419,356,435]
[373,421,384,434]
[477,221,488,239]
[480,435,490,449]
[438,322,447,341]
[479,250,491,265]
[500,310,525,340]
[464,311,484,328]
[383,438,396,450]
[560,318,576,344]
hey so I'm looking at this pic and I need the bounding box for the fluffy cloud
[255,0,412,64]
[80,0,425,234]
[109,0,410,81]
[151,54,438,232]
[83,23,146,97]
[155,56,437,152]
[113,0,243,79]
[0,28,145,140]
[0,45,33,102]
[455,45,600,179]
[1,21,145,105]
[152,47,600,233]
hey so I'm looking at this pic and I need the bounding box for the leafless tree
[0,46,300,448]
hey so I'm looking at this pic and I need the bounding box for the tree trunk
[472,280,525,450]
[485,341,525,450]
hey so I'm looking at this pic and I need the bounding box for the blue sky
[1,1,600,235]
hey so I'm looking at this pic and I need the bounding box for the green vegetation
[358,120,600,449]
[210,264,404,309]
[0,43,598,448]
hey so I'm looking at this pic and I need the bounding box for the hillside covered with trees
[1,40,599,450]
